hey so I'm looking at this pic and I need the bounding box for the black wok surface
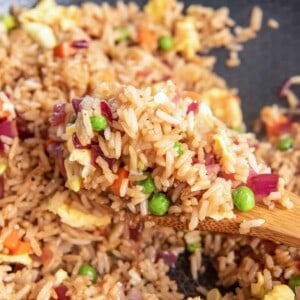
[1,0,300,297]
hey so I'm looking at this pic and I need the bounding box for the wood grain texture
[142,192,300,248]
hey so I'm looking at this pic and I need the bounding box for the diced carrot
[3,229,20,253]
[266,115,291,138]
[13,241,31,255]
[54,42,76,58]
[110,168,129,196]
[182,91,202,101]
[137,28,157,51]
[45,139,56,147]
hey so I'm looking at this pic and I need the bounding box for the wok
[1,0,300,297]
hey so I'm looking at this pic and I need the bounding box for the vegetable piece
[232,186,255,212]
[207,288,222,300]
[137,27,157,51]
[149,192,170,216]
[129,222,143,242]
[3,229,20,253]
[22,22,57,49]
[110,168,129,195]
[0,120,17,138]
[71,99,82,114]
[173,141,183,156]
[156,250,178,267]
[54,42,76,57]
[100,101,113,123]
[51,103,66,126]
[187,101,199,114]
[13,241,31,255]
[0,176,4,198]
[277,137,293,151]
[288,275,300,292]
[158,36,173,51]
[247,174,279,197]
[0,14,16,30]
[186,242,200,253]
[90,115,108,132]
[78,264,98,284]
[117,27,129,42]
[71,40,89,48]
[265,115,291,138]
[91,144,114,168]
[51,285,70,300]
[137,173,155,194]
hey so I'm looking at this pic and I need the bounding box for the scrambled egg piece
[251,272,266,298]
[22,22,57,49]
[145,0,175,23]
[200,88,243,129]
[54,269,69,286]
[263,285,294,300]
[48,203,111,228]
[19,0,79,30]
[214,131,232,160]
[0,253,32,266]
[206,288,222,300]
[174,17,200,58]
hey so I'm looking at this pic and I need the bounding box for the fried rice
[0,0,299,299]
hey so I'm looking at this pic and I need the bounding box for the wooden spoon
[140,192,300,248]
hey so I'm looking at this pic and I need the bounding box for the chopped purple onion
[72,133,90,149]
[204,152,216,165]
[50,285,70,300]
[16,112,33,140]
[156,250,178,267]
[71,40,90,49]
[71,99,82,114]
[51,104,66,126]
[0,120,17,138]
[187,101,199,114]
[46,142,66,178]
[100,101,113,122]
[247,173,279,197]
[206,164,220,176]
[129,222,143,242]
[91,144,114,169]
[0,176,4,198]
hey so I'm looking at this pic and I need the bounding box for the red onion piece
[100,101,113,122]
[156,250,178,267]
[16,111,34,140]
[91,144,114,168]
[187,101,199,114]
[71,40,90,48]
[204,152,216,165]
[72,133,90,149]
[46,143,66,178]
[129,222,143,242]
[50,285,70,300]
[71,99,82,114]
[127,288,143,300]
[51,104,66,126]
[0,120,17,138]
[206,164,220,177]
[0,176,4,198]
[192,156,199,165]
[247,173,279,197]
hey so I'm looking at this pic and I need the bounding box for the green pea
[173,141,183,156]
[232,186,255,212]
[1,15,16,30]
[137,173,155,194]
[148,192,170,216]
[90,115,108,131]
[158,36,173,51]
[78,264,98,283]
[277,137,293,151]
[288,275,300,292]
[117,27,129,42]
[186,242,200,253]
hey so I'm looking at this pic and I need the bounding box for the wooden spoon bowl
[141,192,300,248]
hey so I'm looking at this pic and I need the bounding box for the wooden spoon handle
[140,192,300,248]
